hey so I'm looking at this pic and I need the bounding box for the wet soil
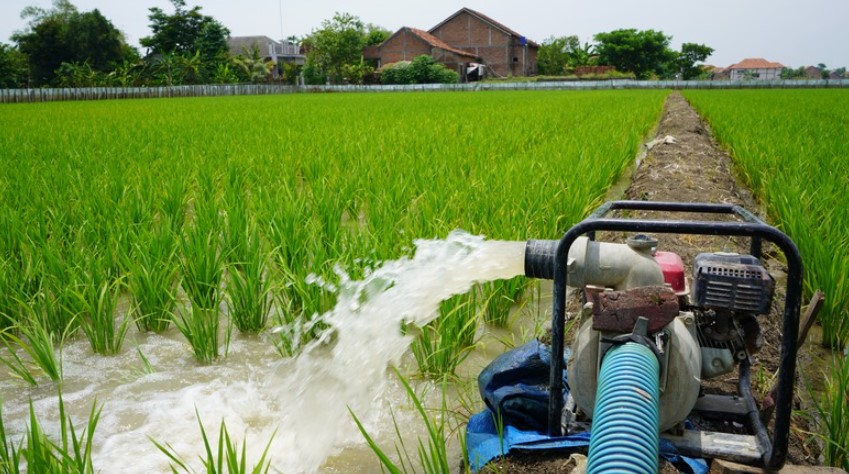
[487,92,823,473]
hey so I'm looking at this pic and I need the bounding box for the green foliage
[233,45,274,84]
[780,66,808,79]
[537,35,595,75]
[593,29,675,79]
[0,43,29,88]
[380,56,459,85]
[303,12,387,84]
[12,0,136,86]
[140,0,230,84]
[141,0,228,57]
[675,43,714,80]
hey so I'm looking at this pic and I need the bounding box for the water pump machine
[483,201,803,472]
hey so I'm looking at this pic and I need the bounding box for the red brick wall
[430,11,536,77]
[378,29,431,66]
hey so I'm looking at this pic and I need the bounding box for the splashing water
[0,231,526,473]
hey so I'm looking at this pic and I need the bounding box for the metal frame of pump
[543,201,802,471]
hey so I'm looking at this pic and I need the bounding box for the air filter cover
[693,253,774,314]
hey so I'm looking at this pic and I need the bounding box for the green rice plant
[411,292,480,379]
[174,304,224,364]
[38,244,85,339]
[150,408,275,474]
[76,258,131,355]
[181,222,225,312]
[684,90,849,347]
[0,401,23,473]
[811,351,849,471]
[482,277,527,328]
[19,391,102,474]
[226,224,272,334]
[350,368,456,474]
[160,174,189,233]
[0,300,66,383]
[126,223,180,333]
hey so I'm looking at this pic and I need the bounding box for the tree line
[0,0,285,88]
[537,30,714,80]
[2,0,841,89]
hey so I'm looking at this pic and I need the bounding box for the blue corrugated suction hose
[587,342,661,474]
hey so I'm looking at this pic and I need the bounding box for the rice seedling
[482,278,527,328]
[174,303,225,364]
[811,351,849,471]
[38,244,85,338]
[181,216,225,312]
[150,408,275,474]
[160,173,189,233]
[126,223,180,333]
[76,257,131,355]
[0,300,66,383]
[226,224,272,334]
[0,402,23,473]
[411,292,480,379]
[19,391,102,473]
[350,368,457,474]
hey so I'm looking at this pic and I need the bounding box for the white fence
[2,79,848,103]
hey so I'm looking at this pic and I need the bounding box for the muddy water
[0,231,526,473]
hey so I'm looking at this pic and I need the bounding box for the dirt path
[487,92,817,473]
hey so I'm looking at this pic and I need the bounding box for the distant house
[804,66,823,79]
[366,8,538,81]
[364,27,479,75]
[428,8,538,78]
[726,58,784,80]
[227,36,305,77]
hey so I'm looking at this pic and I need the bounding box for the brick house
[366,7,538,81]
[364,27,479,75]
[428,8,539,77]
[726,58,784,80]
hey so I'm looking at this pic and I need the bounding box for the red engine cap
[654,251,686,293]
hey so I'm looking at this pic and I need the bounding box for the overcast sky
[1,0,847,69]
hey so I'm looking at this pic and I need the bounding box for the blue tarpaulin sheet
[468,340,708,473]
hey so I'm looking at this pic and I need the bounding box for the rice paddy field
[684,89,849,349]
[0,87,847,472]
[0,90,667,471]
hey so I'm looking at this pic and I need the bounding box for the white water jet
[0,231,526,473]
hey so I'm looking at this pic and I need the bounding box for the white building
[726,58,784,80]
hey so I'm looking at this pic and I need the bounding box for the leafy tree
[12,0,136,86]
[0,43,29,88]
[594,29,675,79]
[233,45,274,83]
[365,25,391,46]
[303,12,388,84]
[141,0,223,55]
[536,35,597,75]
[537,36,578,75]
[780,66,806,79]
[675,43,714,80]
[140,0,229,83]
